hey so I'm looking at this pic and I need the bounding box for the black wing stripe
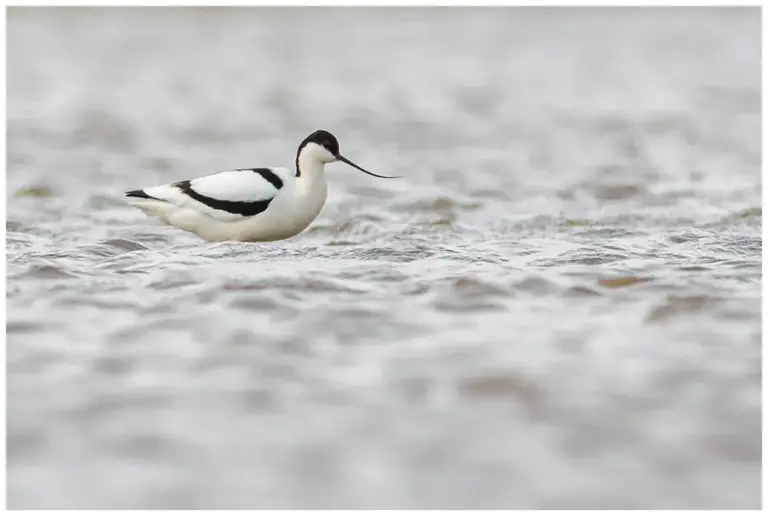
[236,168,284,190]
[175,180,274,217]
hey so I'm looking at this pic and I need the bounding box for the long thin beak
[336,154,400,179]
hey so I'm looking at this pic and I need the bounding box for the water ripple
[6,7,760,510]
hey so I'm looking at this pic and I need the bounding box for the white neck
[293,146,329,227]
[297,153,326,179]
[296,142,333,178]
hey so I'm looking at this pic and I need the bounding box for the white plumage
[126,130,398,242]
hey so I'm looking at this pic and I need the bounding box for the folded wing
[134,168,289,221]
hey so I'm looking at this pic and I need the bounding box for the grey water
[6,7,761,509]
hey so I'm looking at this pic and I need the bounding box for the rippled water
[6,7,762,509]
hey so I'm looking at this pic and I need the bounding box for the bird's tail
[125,188,178,220]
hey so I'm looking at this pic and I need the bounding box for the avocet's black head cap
[301,129,340,156]
[298,129,400,179]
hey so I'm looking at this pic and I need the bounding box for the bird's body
[126,165,327,242]
[125,130,397,242]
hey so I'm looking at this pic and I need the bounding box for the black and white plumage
[125,130,398,242]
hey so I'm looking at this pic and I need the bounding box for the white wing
[139,167,292,220]
[184,168,288,202]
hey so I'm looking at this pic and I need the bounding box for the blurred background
[6,7,761,509]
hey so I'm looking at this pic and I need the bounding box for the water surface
[6,7,762,509]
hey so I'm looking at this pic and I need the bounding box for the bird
[125,129,399,242]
